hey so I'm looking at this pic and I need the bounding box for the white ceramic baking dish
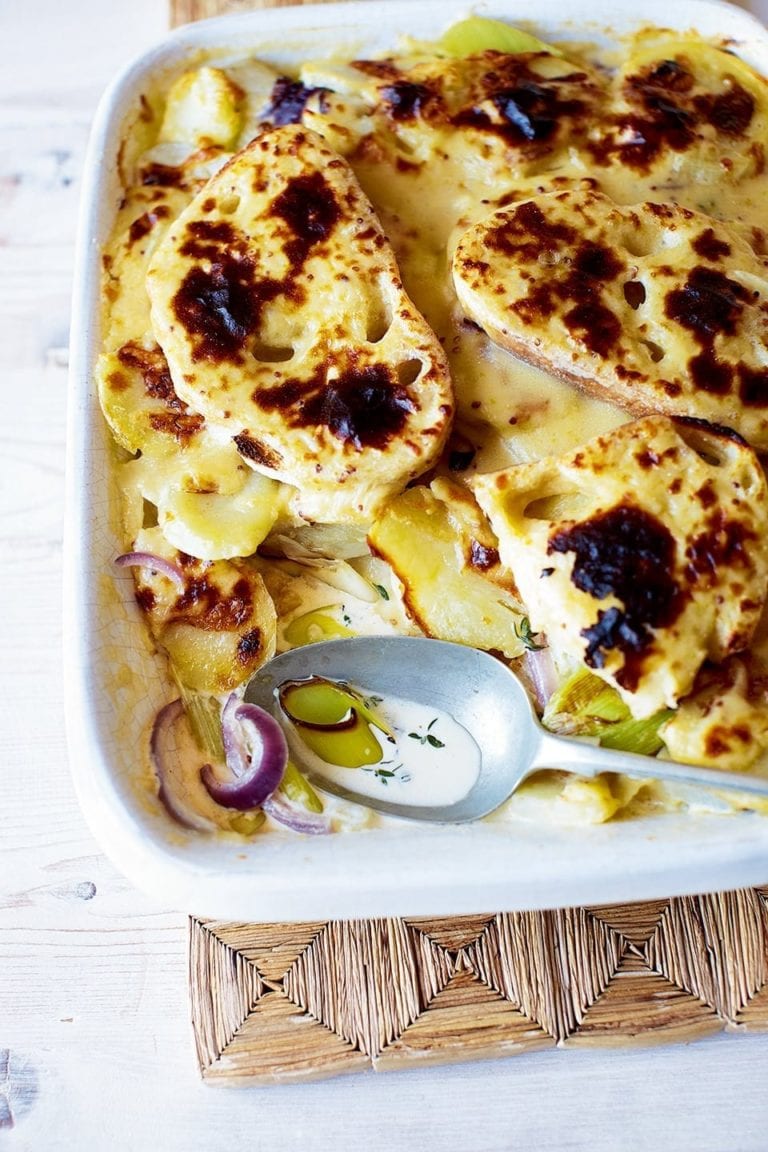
[65,0,768,921]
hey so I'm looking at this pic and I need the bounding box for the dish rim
[64,0,768,921]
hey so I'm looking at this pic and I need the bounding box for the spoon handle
[533,728,768,800]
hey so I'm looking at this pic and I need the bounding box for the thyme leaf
[514,615,545,651]
[363,762,407,785]
[408,719,445,747]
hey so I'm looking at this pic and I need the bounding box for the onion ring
[149,699,213,830]
[522,645,558,712]
[201,702,288,810]
[115,551,185,589]
[263,792,332,835]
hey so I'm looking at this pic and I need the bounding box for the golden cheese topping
[470,417,768,718]
[661,657,768,771]
[347,49,609,179]
[98,338,205,456]
[590,41,768,196]
[147,125,453,523]
[98,338,286,560]
[453,190,768,449]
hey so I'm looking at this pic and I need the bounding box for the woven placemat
[189,890,768,1083]
[173,0,768,1084]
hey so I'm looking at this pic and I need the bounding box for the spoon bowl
[245,636,768,823]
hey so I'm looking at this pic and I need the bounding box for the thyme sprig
[408,717,445,749]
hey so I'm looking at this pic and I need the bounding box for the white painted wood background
[4,0,768,1147]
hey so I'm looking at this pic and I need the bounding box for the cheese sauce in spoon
[278,677,481,807]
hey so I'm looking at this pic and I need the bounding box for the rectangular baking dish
[65,0,768,921]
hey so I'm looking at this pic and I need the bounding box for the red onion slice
[201,702,288,810]
[150,699,213,830]
[151,695,328,833]
[263,793,332,835]
[115,551,186,588]
[220,693,249,778]
[521,645,559,712]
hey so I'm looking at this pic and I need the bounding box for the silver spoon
[245,635,768,823]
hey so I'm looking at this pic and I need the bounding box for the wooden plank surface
[171,0,344,25]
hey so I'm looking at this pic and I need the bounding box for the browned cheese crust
[470,415,768,716]
[147,125,454,521]
[452,189,768,449]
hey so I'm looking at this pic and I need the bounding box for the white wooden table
[4,1,768,1146]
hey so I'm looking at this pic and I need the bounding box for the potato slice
[160,66,244,148]
[605,39,768,185]
[368,480,525,658]
[661,657,768,772]
[124,458,287,562]
[130,527,276,693]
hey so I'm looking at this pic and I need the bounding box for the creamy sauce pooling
[280,682,481,808]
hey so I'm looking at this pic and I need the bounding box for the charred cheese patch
[470,417,768,718]
[589,40,768,192]
[350,50,607,178]
[453,190,768,449]
[147,125,453,522]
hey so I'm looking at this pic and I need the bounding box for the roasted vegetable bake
[98,16,768,833]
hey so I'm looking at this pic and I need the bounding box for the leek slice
[440,17,562,59]
[544,667,670,754]
[279,677,391,768]
[598,712,673,756]
[279,760,324,813]
[293,723,382,769]
[544,668,629,732]
[176,681,225,761]
[284,608,354,647]
[279,677,392,735]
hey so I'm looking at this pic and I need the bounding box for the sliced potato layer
[368,479,525,659]
[130,526,276,694]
